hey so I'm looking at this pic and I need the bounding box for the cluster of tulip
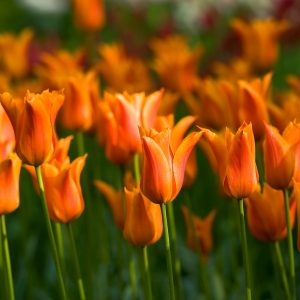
[1,0,300,299]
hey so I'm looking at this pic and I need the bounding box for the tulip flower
[94,180,124,230]
[97,44,152,93]
[0,90,64,166]
[140,127,201,204]
[245,183,296,242]
[231,18,288,70]
[60,71,99,132]
[0,153,22,215]
[96,90,163,164]
[150,35,202,94]
[123,187,163,246]
[72,0,105,31]
[42,155,86,224]
[36,50,85,90]
[0,29,33,78]
[181,206,216,261]
[201,122,258,198]
[239,73,272,140]
[263,122,300,189]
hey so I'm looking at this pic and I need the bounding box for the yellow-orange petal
[171,115,196,152]
[172,131,201,199]
[264,123,295,189]
[141,135,173,204]
[0,153,22,214]
[123,187,162,246]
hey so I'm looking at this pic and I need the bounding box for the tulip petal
[223,129,258,198]
[173,131,201,199]
[141,136,173,204]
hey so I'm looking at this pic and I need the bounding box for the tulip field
[1,0,300,299]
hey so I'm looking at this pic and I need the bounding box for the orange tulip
[181,206,216,261]
[97,44,152,93]
[96,90,163,164]
[150,35,202,94]
[0,29,33,78]
[238,73,272,140]
[0,153,22,215]
[123,187,163,246]
[245,183,296,242]
[72,0,105,31]
[264,122,300,189]
[35,50,84,90]
[0,90,64,166]
[60,71,99,132]
[94,180,124,230]
[140,127,201,204]
[42,155,86,223]
[231,18,288,70]
[201,122,258,198]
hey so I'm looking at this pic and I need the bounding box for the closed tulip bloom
[0,153,22,215]
[245,183,296,241]
[201,123,258,198]
[72,0,105,31]
[140,127,201,204]
[60,72,99,132]
[239,73,271,140]
[94,180,124,230]
[0,90,64,166]
[42,155,86,223]
[181,206,216,261]
[123,187,163,246]
[264,122,300,189]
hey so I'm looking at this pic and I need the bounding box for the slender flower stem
[283,189,296,300]
[133,154,141,184]
[161,204,175,300]
[55,223,66,273]
[76,132,93,298]
[1,215,14,300]
[141,246,152,300]
[185,193,211,300]
[274,241,291,300]
[166,203,184,300]
[134,154,153,300]
[237,198,251,300]
[67,223,86,300]
[129,247,138,300]
[35,166,68,300]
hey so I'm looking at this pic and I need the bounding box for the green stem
[129,247,138,300]
[1,215,14,300]
[76,132,93,298]
[35,166,67,300]
[67,223,86,300]
[161,204,175,300]
[237,198,251,300]
[142,246,152,300]
[283,189,296,300]
[133,154,141,184]
[274,241,291,300]
[185,193,211,300]
[166,203,184,300]
[55,223,65,272]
